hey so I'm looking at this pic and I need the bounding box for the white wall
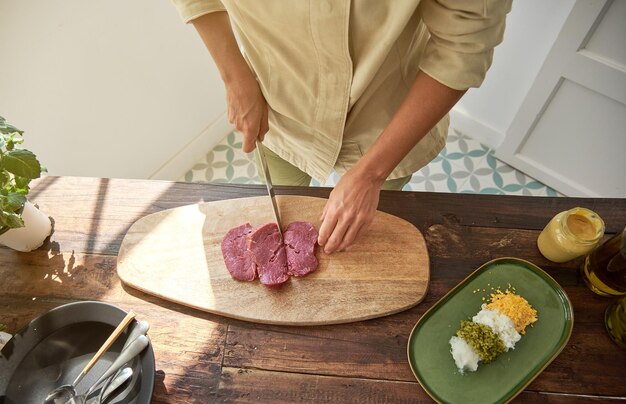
[0,0,229,180]
[451,0,577,148]
[1,0,580,181]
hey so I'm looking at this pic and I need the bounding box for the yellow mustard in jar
[537,207,605,263]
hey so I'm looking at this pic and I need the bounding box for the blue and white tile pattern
[182,129,561,197]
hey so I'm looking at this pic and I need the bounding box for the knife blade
[256,140,283,238]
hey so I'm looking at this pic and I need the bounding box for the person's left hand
[317,168,384,254]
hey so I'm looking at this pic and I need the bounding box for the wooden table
[1,176,625,403]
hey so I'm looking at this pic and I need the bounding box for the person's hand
[226,74,269,153]
[317,168,384,254]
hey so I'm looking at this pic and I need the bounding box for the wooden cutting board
[117,195,429,325]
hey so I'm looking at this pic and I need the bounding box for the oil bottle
[581,227,626,297]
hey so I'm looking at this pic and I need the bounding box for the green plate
[408,258,573,404]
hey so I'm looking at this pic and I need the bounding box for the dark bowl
[0,301,155,404]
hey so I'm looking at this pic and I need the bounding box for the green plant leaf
[14,176,31,193]
[0,210,25,229]
[5,135,23,151]
[3,193,26,212]
[0,116,23,135]
[0,117,45,227]
[0,172,9,189]
[2,149,42,179]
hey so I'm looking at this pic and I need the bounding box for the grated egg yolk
[485,290,538,334]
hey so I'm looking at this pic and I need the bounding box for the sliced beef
[221,223,256,281]
[222,221,319,285]
[246,223,289,286]
[284,221,319,277]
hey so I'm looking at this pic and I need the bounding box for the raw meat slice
[246,223,289,286]
[284,221,319,277]
[222,221,320,285]
[221,223,256,281]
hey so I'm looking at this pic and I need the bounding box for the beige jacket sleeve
[170,0,226,23]
[418,0,512,90]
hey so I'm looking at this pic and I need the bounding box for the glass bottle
[605,296,626,350]
[581,227,626,297]
[537,207,605,263]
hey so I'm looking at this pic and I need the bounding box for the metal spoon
[97,367,133,404]
[95,321,150,404]
[44,310,136,404]
[66,335,149,404]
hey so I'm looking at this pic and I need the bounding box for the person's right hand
[226,74,269,153]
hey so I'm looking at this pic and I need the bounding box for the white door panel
[497,0,626,197]
[583,0,626,69]
[517,79,626,196]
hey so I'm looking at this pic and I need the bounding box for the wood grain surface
[117,196,429,325]
[1,176,625,403]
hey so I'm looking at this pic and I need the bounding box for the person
[171,0,511,254]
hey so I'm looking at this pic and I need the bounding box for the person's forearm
[191,12,253,85]
[354,71,465,184]
[192,11,269,152]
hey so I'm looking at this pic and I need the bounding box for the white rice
[472,306,521,350]
[449,336,480,373]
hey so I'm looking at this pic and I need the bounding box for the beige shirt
[172,0,511,181]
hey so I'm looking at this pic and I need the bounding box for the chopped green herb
[456,320,505,363]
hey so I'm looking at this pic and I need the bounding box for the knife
[256,140,283,238]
